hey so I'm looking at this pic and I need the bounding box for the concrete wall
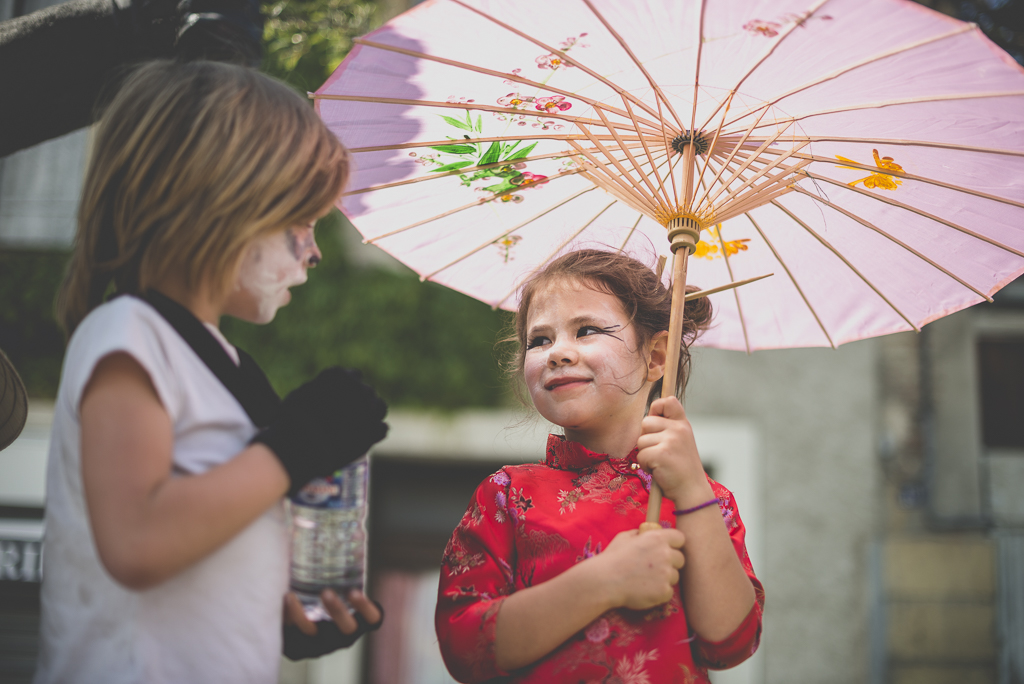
[687,341,880,684]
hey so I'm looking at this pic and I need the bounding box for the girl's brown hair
[510,249,713,404]
[58,60,349,334]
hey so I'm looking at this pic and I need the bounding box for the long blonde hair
[59,60,349,334]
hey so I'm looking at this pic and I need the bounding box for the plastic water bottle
[289,456,368,621]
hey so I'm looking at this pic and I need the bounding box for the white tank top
[34,296,289,684]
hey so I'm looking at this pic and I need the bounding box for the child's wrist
[666,480,716,509]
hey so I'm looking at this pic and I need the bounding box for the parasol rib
[343,151,586,196]
[421,187,599,282]
[690,0,707,136]
[585,108,663,204]
[792,186,993,302]
[698,121,796,212]
[722,24,975,129]
[771,199,921,332]
[757,136,1024,159]
[350,38,668,133]
[568,138,660,214]
[695,90,737,201]
[801,170,1024,259]
[349,134,590,154]
[778,151,1024,211]
[617,214,646,252]
[580,0,685,132]
[447,0,674,129]
[697,0,833,133]
[493,200,619,309]
[716,218,752,354]
[705,141,808,208]
[694,108,773,210]
[622,96,674,208]
[743,212,836,348]
[315,94,665,136]
[363,169,586,244]
[724,90,1024,136]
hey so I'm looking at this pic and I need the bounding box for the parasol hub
[666,214,705,254]
[670,130,711,157]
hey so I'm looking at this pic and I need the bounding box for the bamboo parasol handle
[639,246,693,534]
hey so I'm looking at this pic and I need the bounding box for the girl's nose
[546,339,577,367]
[306,240,322,268]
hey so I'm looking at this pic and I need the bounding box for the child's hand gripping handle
[252,367,388,497]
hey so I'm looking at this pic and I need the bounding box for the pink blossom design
[535,53,567,70]
[513,171,547,188]
[497,92,532,109]
[534,95,571,113]
[743,19,780,37]
[585,618,610,643]
[491,471,511,486]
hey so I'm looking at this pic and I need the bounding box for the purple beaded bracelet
[673,497,719,516]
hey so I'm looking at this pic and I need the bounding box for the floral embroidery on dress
[442,536,487,577]
[576,536,603,563]
[557,488,582,513]
[516,524,571,561]
[510,487,535,519]
[716,491,739,529]
[614,648,660,684]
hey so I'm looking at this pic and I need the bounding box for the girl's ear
[646,331,668,383]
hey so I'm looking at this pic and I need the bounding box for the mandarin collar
[544,434,641,473]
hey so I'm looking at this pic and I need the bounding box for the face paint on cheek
[236,231,309,322]
[286,226,320,266]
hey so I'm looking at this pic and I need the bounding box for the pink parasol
[315,0,1024,522]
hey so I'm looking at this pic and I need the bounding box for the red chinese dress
[435,434,764,684]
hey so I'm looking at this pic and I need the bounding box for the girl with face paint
[38,61,388,684]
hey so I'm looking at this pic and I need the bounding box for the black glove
[252,367,388,497]
[282,601,384,660]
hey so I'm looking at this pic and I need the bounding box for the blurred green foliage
[261,0,379,95]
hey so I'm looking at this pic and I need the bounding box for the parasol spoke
[716,221,752,354]
[722,24,975,130]
[743,212,836,348]
[695,90,737,201]
[447,0,674,129]
[776,150,1024,211]
[493,200,619,309]
[690,0,707,136]
[580,0,686,133]
[362,168,586,243]
[343,150,586,196]
[705,141,808,208]
[350,38,668,134]
[697,0,832,133]
[771,199,921,332]
[792,186,993,301]
[583,111,665,207]
[697,120,796,212]
[751,136,1024,159]
[349,134,590,154]
[713,177,805,224]
[622,96,674,208]
[801,170,1024,259]
[694,108,773,210]
[723,90,1024,137]
[420,187,600,282]
[314,94,666,137]
[617,214,646,253]
[568,138,661,215]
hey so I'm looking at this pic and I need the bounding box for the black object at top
[139,290,281,428]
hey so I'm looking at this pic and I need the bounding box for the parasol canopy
[314,0,1024,354]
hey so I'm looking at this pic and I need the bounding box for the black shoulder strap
[138,291,281,428]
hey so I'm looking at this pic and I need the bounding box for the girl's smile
[524,278,661,457]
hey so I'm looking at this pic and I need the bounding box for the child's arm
[637,397,758,642]
[493,525,685,671]
[81,352,289,589]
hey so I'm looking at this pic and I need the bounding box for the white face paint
[227,224,321,324]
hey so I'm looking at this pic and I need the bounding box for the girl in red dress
[435,249,764,683]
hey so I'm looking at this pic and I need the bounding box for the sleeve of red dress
[435,470,516,684]
[690,479,766,671]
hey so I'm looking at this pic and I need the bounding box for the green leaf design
[504,142,538,161]
[441,115,474,131]
[475,115,483,133]
[431,161,474,173]
[430,144,477,154]
[480,141,502,166]
[483,180,518,194]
